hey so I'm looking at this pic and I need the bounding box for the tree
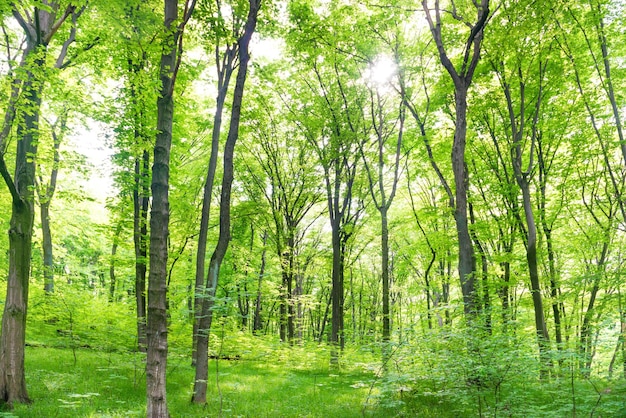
[244,86,322,343]
[192,0,240,365]
[421,0,491,318]
[146,0,196,415]
[360,74,405,355]
[0,2,84,406]
[38,109,69,293]
[494,57,552,373]
[192,0,260,404]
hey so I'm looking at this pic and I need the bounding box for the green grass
[5,343,387,417]
[4,327,626,417]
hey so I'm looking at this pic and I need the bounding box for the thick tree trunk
[192,0,259,403]
[0,5,78,406]
[0,63,41,406]
[146,1,180,415]
[0,201,34,406]
[422,0,489,321]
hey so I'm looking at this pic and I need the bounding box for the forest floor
[5,344,390,417]
[2,333,626,417]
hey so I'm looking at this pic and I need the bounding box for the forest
[1,0,626,416]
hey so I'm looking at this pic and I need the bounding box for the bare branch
[12,5,34,40]
[44,4,76,44]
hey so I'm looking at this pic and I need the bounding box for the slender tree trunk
[287,234,296,342]
[37,111,62,293]
[253,232,267,334]
[498,246,512,331]
[192,1,260,403]
[318,290,331,344]
[579,242,608,376]
[41,202,54,293]
[469,199,490,332]
[109,223,122,302]
[295,271,304,343]
[40,112,64,294]
[330,223,345,364]
[279,261,288,342]
[621,300,626,379]
[128,49,150,354]
[381,207,391,346]
[520,181,551,374]
[133,150,149,352]
[192,45,236,365]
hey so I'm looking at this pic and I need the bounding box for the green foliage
[27,282,137,352]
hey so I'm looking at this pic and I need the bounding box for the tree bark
[146,0,187,415]
[41,201,54,293]
[0,55,41,407]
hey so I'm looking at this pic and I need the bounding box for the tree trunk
[192,1,260,403]
[452,88,478,317]
[381,207,391,351]
[330,222,345,364]
[192,43,236,365]
[253,231,267,334]
[0,201,34,406]
[146,0,181,415]
[0,8,80,404]
[279,263,288,342]
[109,223,122,302]
[422,0,490,319]
[469,199,490,332]
[133,150,149,352]
[0,60,42,406]
[520,181,551,375]
[41,201,54,293]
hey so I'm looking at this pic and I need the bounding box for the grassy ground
[4,344,386,417]
[2,327,626,417]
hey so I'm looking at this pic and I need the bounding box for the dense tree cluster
[0,0,625,414]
